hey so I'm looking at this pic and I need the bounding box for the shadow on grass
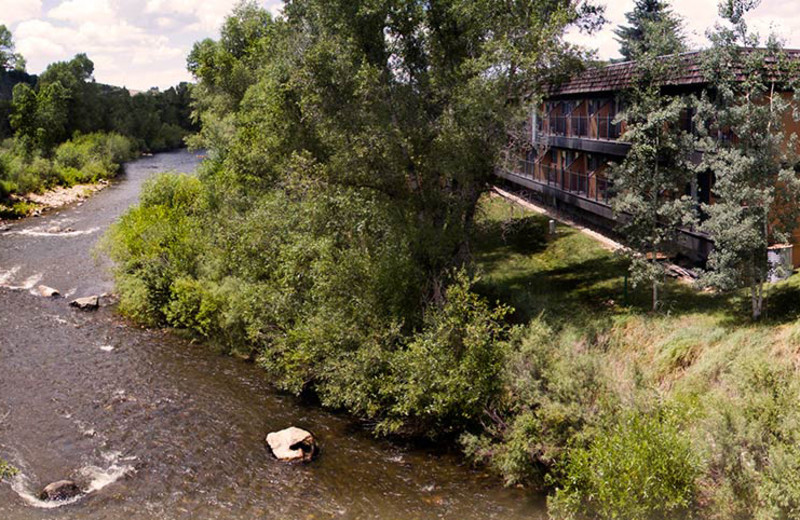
[473,194,800,330]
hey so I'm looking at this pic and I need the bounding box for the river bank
[0,180,109,226]
[467,194,800,518]
[0,149,543,519]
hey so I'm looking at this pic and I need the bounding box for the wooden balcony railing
[538,115,623,141]
[500,155,611,204]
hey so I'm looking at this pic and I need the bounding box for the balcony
[540,115,622,140]
[499,154,611,206]
[537,114,630,156]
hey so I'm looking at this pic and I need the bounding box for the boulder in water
[70,295,99,310]
[266,427,318,462]
[37,285,60,298]
[39,480,81,502]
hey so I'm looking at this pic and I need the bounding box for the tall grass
[471,194,800,520]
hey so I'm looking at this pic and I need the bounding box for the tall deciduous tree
[611,43,698,311]
[9,83,37,148]
[38,53,102,135]
[10,80,69,154]
[190,0,606,296]
[614,0,686,61]
[697,0,800,320]
[0,25,25,72]
[107,0,607,436]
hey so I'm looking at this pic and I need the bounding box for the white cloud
[145,0,282,31]
[155,16,177,29]
[0,0,42,25]
[48,0,114,24]
[15,36,64,61]
[569,0,800,61]
[145,0,241,31]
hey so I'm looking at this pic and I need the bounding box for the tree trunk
[652,280,658,312]
[751,280,764,320]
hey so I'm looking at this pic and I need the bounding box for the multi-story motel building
[496,52,750,265]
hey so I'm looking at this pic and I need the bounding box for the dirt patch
[26,180,109,210]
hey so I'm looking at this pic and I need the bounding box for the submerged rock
[70,295,100,310]
[37,285,60,298]
[266,427,318,462]
[39,480,81,501]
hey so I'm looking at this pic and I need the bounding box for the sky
[2,0,282,91]
[4,1,800,91]
[568,0,800,61]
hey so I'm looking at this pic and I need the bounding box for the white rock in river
[37,285,60,298]
[69,295,99,310]
[266,427,318,462]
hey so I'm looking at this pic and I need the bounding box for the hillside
[471,193,800,519]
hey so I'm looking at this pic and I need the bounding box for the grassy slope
[475,192,800,334]
[473,193,800,517]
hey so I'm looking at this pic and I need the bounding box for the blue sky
[4,1,800,91]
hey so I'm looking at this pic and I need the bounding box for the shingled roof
[547,49,800,97]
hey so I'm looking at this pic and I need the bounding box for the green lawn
[473,193,800,328]
[473,194,628,326]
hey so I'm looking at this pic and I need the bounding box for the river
[0,150,545,519]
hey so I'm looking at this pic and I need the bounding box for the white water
[9,451,135,509]
[3,227,101,238]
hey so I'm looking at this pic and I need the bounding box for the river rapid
[0,150,545,520]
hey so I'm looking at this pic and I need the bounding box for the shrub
[54,140,84,170]
[380,272,511,436]
[757,443,800,520]
[462,319,608,488]
[165,277,224,338]
[0,459,17,480]
[550,410,700,520]
[0,133,137,204]
[104,173,204,325]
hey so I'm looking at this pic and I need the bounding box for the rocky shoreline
[0,180,109,228]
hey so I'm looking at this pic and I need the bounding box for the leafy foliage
[108,0,604,439]
[696,2,800,319]
[0,48,198,203]
[550,410,700,520]
[461,319,608,488]
[0,132,137,215]
[610,42,698,311]
[0,25,25,72]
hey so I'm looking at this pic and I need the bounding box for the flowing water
[0,150,545,519]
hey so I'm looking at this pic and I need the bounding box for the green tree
[9,82,37,149]
[38,53,102,135]
[10,80,69,153]
[35,81,69,150]
[613,0,686,61]
[0,25,25,71]
[110,0,606,438]
[697,0,800,320]
[610,45,698,311]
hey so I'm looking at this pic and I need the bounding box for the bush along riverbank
[0,132,138,218]
[107,185,800,519]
